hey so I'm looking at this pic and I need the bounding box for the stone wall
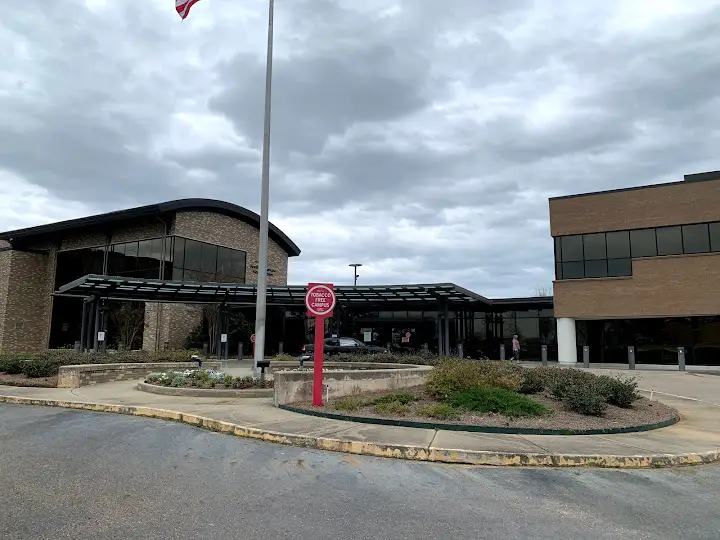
[0,250,53,352]
[57,361,222,388]
[273,364,432,405]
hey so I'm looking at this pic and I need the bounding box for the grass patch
[374,400,410,416]
[417,403,460,420]
[333,397,365,411]
[426,359,524,399]
[444,387,550,418]
[371,392,418,405]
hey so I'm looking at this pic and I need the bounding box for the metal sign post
[305,283,336,406]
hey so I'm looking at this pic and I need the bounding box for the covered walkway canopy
[55,274,493,307]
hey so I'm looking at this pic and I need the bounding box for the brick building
[0,199,300,353]
[550,171,720,365]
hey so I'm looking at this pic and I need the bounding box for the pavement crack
[427,429,438,451]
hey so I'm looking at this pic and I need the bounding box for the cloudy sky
[2,0,719,297]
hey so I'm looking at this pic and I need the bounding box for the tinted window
[607,258,632,277]
[711,222,720,252]
[630,229,656,257]
[555,263,562,280]
[124,241,138,259]
[606,231,630,258]
[682,224,709,254]
[151,238,164,261]
[560,235,583,262]
[583,233,606,260]
[183,240,202,271]
[584,259,607,278]
[561,261,584,279]
[173,237,185,268]
[216,247,233,279]
[200,243,218,273]
[231,250,246,278]
[172,267,184,281]
[138,240,152,261]
[656,226,683,256]
[554,237,562,262]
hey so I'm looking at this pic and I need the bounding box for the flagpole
[253,0,274,374]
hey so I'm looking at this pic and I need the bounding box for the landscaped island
[145,369,273,390]
[289,360,678,433]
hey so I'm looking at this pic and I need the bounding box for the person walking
[512,334,520,361]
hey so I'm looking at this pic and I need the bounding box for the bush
[371,392,418,405]
[374,400,409,415]
[547,368,597,400]
[597,375,640,408]
[171,375,185,387]
[22,358,61,378]
[417,403,460,420]
[562,384,608,416]
[444,387,550,418]
[519,366,554,394]
[0,354,29,375]
[426,359,523,399]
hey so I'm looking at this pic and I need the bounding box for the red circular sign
[250,334,256,343]
[305,284,336,317]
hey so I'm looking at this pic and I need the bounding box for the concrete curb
[1,394,718,469]
[136,382,273,398]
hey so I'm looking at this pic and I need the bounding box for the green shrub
[562,384,608,416]
[171,375,186,387]
[444,387,549,418]
[22,358,61,378]
[223,375,234,388]
[371,392,418,405]
[426,359,523,399]
[417,403,460,420]
[596,375,640,408]
[547,368,597,400]
[374,400,409,415]
[333,397,364,411]
[0,354,28,375]
[519,366,553,394]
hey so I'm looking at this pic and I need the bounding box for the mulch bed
[0,373,58,388]
[295,386,679,432]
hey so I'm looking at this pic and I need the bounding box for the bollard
[541,345,548,366]
[628,346,635,370]
[499,344,505,361]
[74,340,81,352]
[278,341,284,354]
[678,347,686,371]
[458,344,464,358]
[238,343,243,361]
[583,346,590,368]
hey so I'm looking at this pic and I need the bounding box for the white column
[557,317,577,364]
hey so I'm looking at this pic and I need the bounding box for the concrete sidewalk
[1,372,719,467]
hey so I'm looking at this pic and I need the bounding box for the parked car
[298,337,388,362]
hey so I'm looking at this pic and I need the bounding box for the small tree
[110,302,145,350]
[534,286,552,298]
[203,304,220,354]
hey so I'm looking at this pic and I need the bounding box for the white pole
[253,0,275,374]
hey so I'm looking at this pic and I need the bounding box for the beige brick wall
[172,211,289,286]
[143,302,202,351]
[553,252,720,319]
[549,178,720,236]
[0,250,53,352]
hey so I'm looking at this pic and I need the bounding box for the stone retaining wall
[273,363,432,406]
[57,362,222,389]
[137,381,272,398]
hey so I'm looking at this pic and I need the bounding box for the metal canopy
[55,274,492,306]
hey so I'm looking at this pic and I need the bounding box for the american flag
[176,0,203,20]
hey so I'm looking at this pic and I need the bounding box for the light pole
[349,263,362,286]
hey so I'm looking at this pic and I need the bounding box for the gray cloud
[1,0,719,297]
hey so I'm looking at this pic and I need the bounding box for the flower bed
[288,360,679,433]
[145,369,273,390]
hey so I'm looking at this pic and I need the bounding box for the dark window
[172,267,184,281]
[606,231,630,258]
[584,259,607,278]
[231,250,246,279]
[561,261,584,279]
[682,224,710,254]
[200,243,218,273]
[183,240,202,271]
[630,229,657,257]
[107,243,126,275]
[173,237,185,268]
[554,237,562,262]
[151,238,164,262]
[711,222,720,252]
[555,263,562,280]
[124,241,138,260]
[607,258,632,277]
[583,233,606,260]
[560,236,583,261]
[216,247,233,280]
[656,226,683,256]
[138,239,152,261]
[123,242,139,272]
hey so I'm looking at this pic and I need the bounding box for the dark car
[298,337,388,361]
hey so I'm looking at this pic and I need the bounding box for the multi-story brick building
[0,199,300,353]
[550,171,720,366]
